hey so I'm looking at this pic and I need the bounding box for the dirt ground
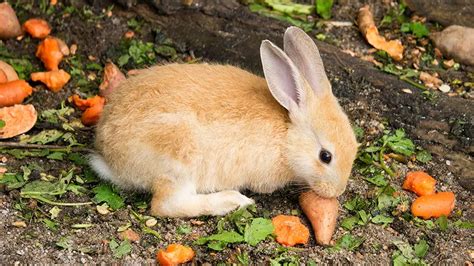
[0,0,472,264]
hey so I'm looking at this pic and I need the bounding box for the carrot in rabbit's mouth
[299,190,339,246]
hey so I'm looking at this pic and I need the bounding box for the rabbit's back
[94,64,293,193]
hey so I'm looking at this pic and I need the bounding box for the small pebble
[439,84,451,93]
[402,88,412,94]
[12,221,27,227]
[96,204,110,215]
[145,218,157,227]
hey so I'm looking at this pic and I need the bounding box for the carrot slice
[299,191,339,246]
[156,244,195,266]
[22,18,51,39]
[0,80,34,107]
[272,215,310,247]
[36,37,64,71]
[31,69,70,92]
[411,192,455,219]
[0,60,19,82]
[403,171,436,196]
[0,104,37,139]
[0,69,7,83]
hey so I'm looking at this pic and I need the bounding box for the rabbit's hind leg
[150,177,254,217]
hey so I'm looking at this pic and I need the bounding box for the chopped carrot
[0,2,22,39]
[403,171,436,196]
[358,5,403,61]
[31,69,70,92]
[0,104,37,139]
[99,62,126,97]
[156,244,195,266]
[0,69,7,83]
[69,94,105,126]
[0,60,19,82]
[22,18,51,39]
[411,192,455,219]
[272,215,310,247]
[50,0,58,6]
[0,80,34,107]
[36,37,64,70]
[299,191,339,246]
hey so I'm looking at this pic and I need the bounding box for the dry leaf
[358,5,404,61]
[419,71,442,89]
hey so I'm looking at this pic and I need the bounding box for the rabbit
[90,26,358,218]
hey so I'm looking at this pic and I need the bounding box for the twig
[22,195,93,206]
[0,142,95,153]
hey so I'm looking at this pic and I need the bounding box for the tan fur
[93,28,358,217]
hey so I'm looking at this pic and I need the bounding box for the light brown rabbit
[91,27,358,217]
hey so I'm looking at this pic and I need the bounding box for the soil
[0,0,472,264]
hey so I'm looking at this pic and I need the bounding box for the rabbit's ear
[260,40,306,111]
[283,26,331,95]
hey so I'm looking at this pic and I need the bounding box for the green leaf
[400,22,411,32]
[205,230,244,243]
[416,150,432,163]
[118,54,130,67]
[435,215,448,231]
[109,239,132,258]
[20,130,64,145]
[42,218,58,231]
[47,152,65,160]
[244,218,274,246]
[364,174,388,187]
[177,225,192,234]
[371,214,394,226]
[341,215,359,230]
[92,183,125,210]
[414,239,429,258]
[56,236,73,250]
[410,22,429,38]
[343,196,368,212]
[0,173,27,189]
[331,234,364,251]
[316,0,333,19]
[0,119,5,128]
[453,220,474,229]
[236,251,250,265]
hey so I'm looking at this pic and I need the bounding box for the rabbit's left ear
[284,26,332,96]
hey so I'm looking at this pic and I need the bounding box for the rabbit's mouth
[310,180,346,199]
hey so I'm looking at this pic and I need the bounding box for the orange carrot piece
[31,69,70,92]
[0,104,37,139]
[50,0,58,6]
[0,80,33,107]
[81,99,105,126]
[299,191,339,246]
[156,244,195,266]
[403,171,436,196]
[36,37,63,71]
[411,192,455,219]
[69,94,105,126]
[272,215,310,247]
[22,18,51,39]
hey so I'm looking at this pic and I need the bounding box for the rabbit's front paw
[212,190,255,216]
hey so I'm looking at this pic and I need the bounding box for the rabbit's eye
[319,150,332,164]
